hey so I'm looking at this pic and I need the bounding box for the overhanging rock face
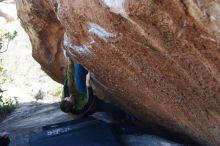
[16,0,67,83]
[16,0,220,145]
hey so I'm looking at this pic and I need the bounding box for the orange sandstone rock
[16,0,220,145]
[16,0,67,83]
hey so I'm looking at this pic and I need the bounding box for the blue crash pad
[30,118,121,146]
[30,117,198,146]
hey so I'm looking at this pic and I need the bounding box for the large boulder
[16,0,67,83]
[16,0,220,145]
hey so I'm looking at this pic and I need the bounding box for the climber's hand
[86,72,91,87]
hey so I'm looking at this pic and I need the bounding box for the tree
[0,29,17,52]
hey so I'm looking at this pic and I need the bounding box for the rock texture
[183,0,220,41]
[16,0,67,83]
[16,0,220,145]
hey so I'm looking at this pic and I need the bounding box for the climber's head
[60,95,75,113]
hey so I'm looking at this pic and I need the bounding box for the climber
[60,58,92,119]
[0,132,10,146]
[60,58,126,120]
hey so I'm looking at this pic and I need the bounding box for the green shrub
[34,89,45,100]
[0,63,17,122]
[0,95,17,122]
[0,27,18,121]
[0,28,17,52]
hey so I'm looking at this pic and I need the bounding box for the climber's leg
[63,78,69,98]
[74,64,88,94]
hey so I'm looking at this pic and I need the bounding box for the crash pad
[30,118,121,146]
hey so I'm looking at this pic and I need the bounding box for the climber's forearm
[87,87,93,99]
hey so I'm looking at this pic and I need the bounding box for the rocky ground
[0,102,72,146]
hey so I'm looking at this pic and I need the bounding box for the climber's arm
[86,72,94,99]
